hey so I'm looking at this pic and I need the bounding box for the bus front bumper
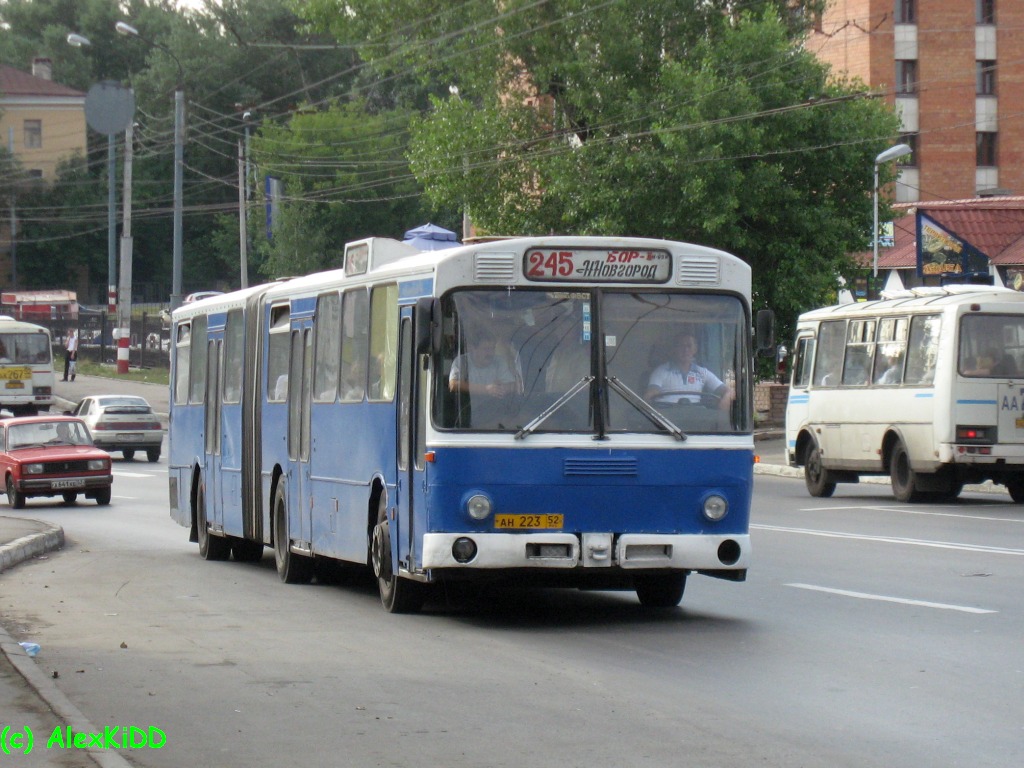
[420,532,750,571]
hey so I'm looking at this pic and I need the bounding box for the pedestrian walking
[63,328,78,382]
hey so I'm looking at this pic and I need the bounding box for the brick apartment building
[0,58,87,290]
[810,1,1024,291]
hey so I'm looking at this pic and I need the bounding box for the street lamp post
[116,21,185,310]
[873,143,913,278]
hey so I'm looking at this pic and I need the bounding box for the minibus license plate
[494,514,563,530]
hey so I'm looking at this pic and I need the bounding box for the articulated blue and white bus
[168,236,772,612]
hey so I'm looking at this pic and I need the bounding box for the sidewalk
[0,375,155,768]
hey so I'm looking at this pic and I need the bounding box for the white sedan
[71,395,165,462]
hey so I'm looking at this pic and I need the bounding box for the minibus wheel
[1006,478,1024,503]
[803,443,836,498]
[889,441,924,503]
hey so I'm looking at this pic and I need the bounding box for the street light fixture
[873,143,913,277]
[116,20,185,310]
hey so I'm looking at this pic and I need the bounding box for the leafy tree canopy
[296,0,900,337]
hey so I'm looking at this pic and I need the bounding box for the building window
[977,132,997,167]
[896,60,918,95]
[896,0,916,24]
[977,61,996,95]
[898,133,918,166]
[976,0,995,24]
[23,120,41,149]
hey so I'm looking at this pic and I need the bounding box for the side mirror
[415,297,441,354]
[755,310,775,357]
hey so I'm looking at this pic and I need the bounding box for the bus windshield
[434,289,747,435]
[0,333,51,364]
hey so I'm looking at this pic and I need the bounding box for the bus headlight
[702,494,728,522]
[466,494,492,521]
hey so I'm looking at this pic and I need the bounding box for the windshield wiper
[515,376,594,440]
[606,376,687,441]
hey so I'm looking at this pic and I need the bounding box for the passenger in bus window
[448,330,522,397]
[875,348,904,385]
[341,357,366,400]
[644,331,733,411]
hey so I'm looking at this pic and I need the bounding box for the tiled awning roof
[874,197,1024,269]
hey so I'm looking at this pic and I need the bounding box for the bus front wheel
[273,485,312,583]
[804,444,836,498]
[635,573,686,608]
[370,497,425,614]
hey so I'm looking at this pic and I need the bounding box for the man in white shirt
[645,331,733,411]
[63,329,79,382]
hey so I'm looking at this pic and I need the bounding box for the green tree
[250,100,445,278]
[297,0,900,339]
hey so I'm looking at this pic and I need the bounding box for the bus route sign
[523,248,672,284]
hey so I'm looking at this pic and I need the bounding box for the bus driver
[645,330,733,411]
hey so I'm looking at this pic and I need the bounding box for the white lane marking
[798,504,1024,524]
[786,583,997,614]
[753,523,1024,556]
[113,471,156,478]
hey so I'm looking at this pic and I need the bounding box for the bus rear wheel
[370,497,425,614]
[890,441,925,503]
[1006,477,1024,503]
[197,485,230,561]
[803,443,836,498]
[273,485,312,583]
[635,573,686,608]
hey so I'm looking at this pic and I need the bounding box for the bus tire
[273,485,313,583]
[197,485,230,561]
[890,441,925,503]
[803,443,836,498]
[1006,478,1024,503]
[635,573,686,608]
[370,497,425,614]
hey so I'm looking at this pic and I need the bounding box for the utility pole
[117,121,134,373]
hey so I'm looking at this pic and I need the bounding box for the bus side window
[904,314,941,385]
[841,319,875,386]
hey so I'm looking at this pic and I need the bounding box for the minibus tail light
[956,425,994,444]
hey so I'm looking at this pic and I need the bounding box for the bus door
[394,311,427,571]
[287,324,314,552]
[204,338,224,533]
[787,331,815,446]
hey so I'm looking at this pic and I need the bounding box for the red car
[0,415,113,508]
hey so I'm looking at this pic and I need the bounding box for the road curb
[0,518,64,574]
[0,521,133,768]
